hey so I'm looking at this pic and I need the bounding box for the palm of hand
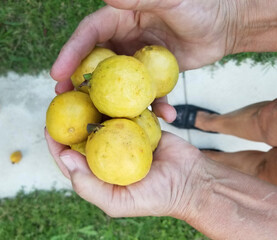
[103,0,230,70]
[75,132,199,218]
[51,0,234,82]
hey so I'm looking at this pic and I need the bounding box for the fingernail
[60,155,76,172]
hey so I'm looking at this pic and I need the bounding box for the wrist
[171,155,277,239]
[167,152,210,221]
[230,0,277,54]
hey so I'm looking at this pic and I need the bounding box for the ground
[1,60,276,198]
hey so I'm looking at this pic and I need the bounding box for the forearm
[174,158,277,239]
[234,0,277,53]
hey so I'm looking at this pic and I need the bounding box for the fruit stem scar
[87,123,104,134]
[79,79,90,89]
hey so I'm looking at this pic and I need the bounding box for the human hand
[51,0,239,81]
[49,76,201,218]
[51,0,241,121]
[45,129,277,239]
[45,129,202,218]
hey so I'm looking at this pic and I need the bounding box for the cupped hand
[45,128,202,218]
[52,0,237,121]
[51,0,236,82]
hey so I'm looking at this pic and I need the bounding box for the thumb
[151,96,177,123]
[59,150,109,206]
[104,0,181,11]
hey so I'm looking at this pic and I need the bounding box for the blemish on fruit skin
[68,127,75,133]
[115,123,124,129]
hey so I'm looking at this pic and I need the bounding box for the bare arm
[173,157,277,239]
[234,0,277,53]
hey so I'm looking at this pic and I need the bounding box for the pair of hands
[46,0,240,218]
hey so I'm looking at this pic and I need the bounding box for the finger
[59,149,114,210]
[55,79,74,95]
[151,96,177,123]
[50,6,120,82]
[45,128,114,212]
[104,0,182,10]
[44,129,71,179]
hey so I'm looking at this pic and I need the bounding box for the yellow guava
[89,55,156,118]
[86,119,152,186]
[46,91,102,145]
[131,109,161,151]
[70,140,87,156]
[134,45,179,98]
[10,151,22,164]
[71,46,116,93]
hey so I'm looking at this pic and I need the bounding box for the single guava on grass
[10,151,22,164]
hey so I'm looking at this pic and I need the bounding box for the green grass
[0,0,105,74]
[0,189,208,240]
[220,52,277,67]
[1,0,276,75]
